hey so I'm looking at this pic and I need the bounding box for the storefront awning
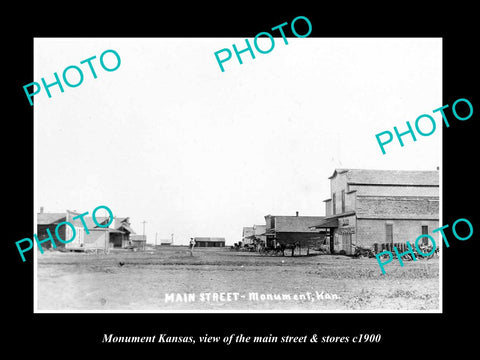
[310,217,339,229]
[251,230,275,236]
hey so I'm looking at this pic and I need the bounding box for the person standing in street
[189,237,196,256]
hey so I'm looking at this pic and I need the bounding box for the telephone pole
[141,220,147,251]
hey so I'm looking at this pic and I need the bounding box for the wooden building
[130,235,147,250]
[264,212,326,251]
[37,207,135,251]
[36,212,68,249]
[110,217,135,248]
[194,237,225,247]
[242,227,255,245]
[36,209,105,250]
[311,169,439,255]
[253,224,266,246]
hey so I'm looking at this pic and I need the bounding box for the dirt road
[36,247,440,311]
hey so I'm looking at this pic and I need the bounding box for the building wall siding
[65,226,85,248]
[324,169,440,254]
[331,214,357,254]
[325,199,332,216]
[330,172,348,215]
[275,216,324,232]
[356,196,439,219]
[253,224,266,244]
[242,227,255,245]
[345,192,356,213]
[84,230,109,249]
[356,219,439,248]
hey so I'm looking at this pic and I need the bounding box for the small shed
[194,237,225,247]
[130,234,147,250]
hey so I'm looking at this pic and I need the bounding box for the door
[343,233,352,255]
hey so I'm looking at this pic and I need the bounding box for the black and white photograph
[33,37,442,312]
[6,6,478,354]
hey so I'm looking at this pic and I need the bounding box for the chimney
[40,206,44,214]
[296,211,299,217]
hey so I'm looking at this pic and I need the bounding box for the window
[341,190,345,213]
[332,193,336,215]
[270,217,275,229]
[421,225,429,245]
[386,224,393,243]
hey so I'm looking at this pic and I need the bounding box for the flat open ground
[36,246,440,312]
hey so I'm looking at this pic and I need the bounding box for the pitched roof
[114,217,130,228]
[329,168,439,186]
[267,215,325,232]
[37,211,112,229]
[311,217,339,228]
[37,213,66,225]
[65,210,110,229]
[309,211,356,228]
[83,216,109,229]
[118,223,136,234]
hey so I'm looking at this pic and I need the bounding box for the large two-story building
[311,169,439,255]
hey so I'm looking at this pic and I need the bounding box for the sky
[34,38,442,245]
